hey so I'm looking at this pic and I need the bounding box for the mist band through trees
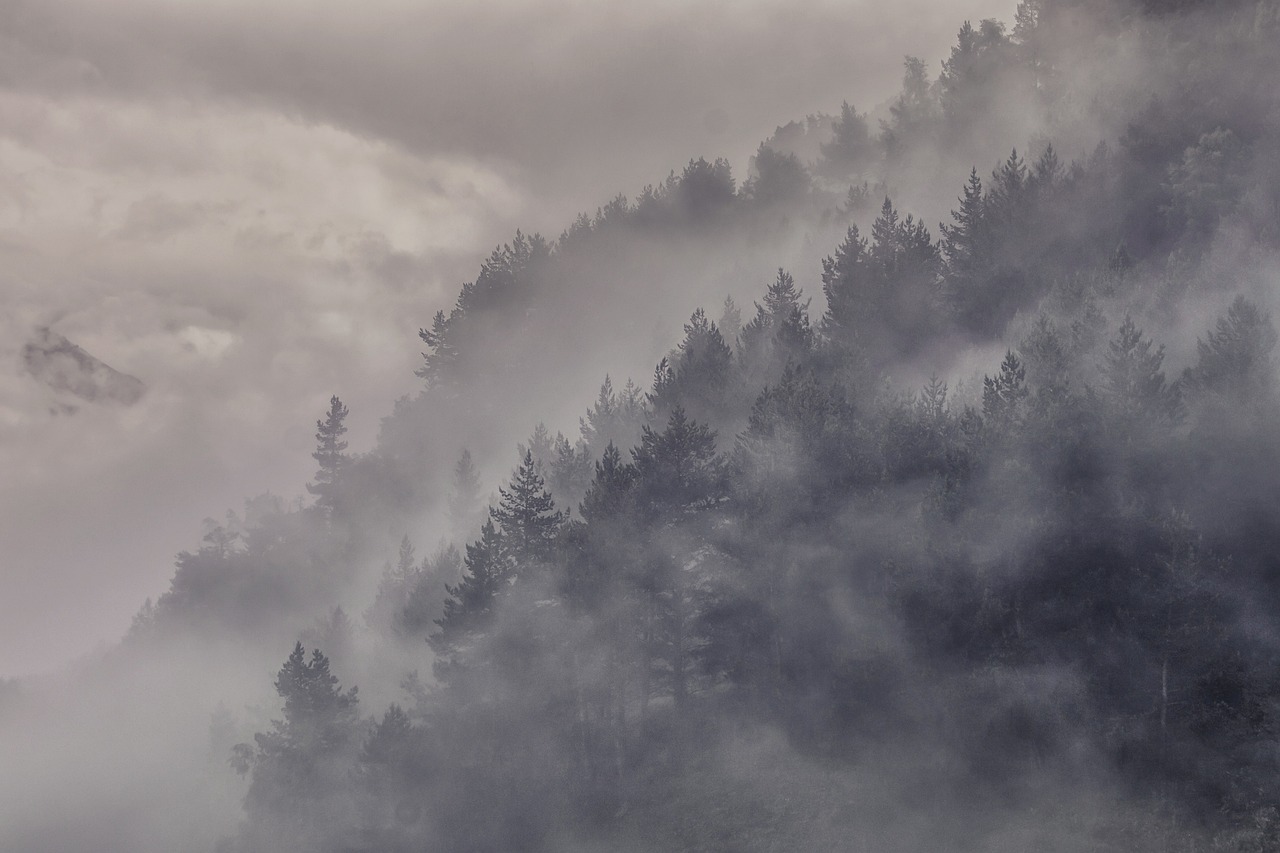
[4,0,1280,850]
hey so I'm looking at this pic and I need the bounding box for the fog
[4,0,1280,851]
[0,0,1018,676]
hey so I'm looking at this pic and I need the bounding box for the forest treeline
[117,0,1280,850]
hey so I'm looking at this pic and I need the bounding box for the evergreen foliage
[126,4,1280,848]
[306,396,350,517]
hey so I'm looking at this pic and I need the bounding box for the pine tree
[233,643,360,852]
[1183,296,1278,400]
[940,168,992,333]
[940,168,988,275]
[550,433,592,516]
[1030,144,1062,194]
[648,357,678,417]
[747,144,811,207]
[988,149,1029,223]
[518,423,556,480]
[580,443,637,523]
[650,310,734,425]
[938,19,1010,134]
[633,407,724,517]
[718,296,743,349]
[881,56,938,159]
[448,449,482,535]
[1102,316,1180,426]
[820,198,939,358]
[491,450,564,564]
[417,309,459,390]
[580,376,619,452]
[869,197,901,270]
[400,542,462,637]
[365,536,420,634]
[821,224,870,348]
[431,519,510,653]
[740,269,813,387]
[819,101,873,177]
[271,643,358,748]
[307,395,349,517]
[983,350,1029,432]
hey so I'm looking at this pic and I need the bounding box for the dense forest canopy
[5,0,1280,850]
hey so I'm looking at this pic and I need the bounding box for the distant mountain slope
[22,327,145,408]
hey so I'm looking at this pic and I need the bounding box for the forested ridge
[98,0,1280,849]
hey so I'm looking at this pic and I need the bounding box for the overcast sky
[0,0,1018,677]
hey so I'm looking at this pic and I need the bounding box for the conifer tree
[417,309,459,390]
[881,56,938,159]
[580,443,637,524]
[648,357,678,417]
[650,310,734,425]
[718,296,743,349]
[307,396,349,517]
[431,519,510,654]
[518,423,556,480]
[580,376,619,452]
[1184,296,1278,400]
[982,350,1029,432]
[365,536,420,634]
[940,168,988,278]
[988,148,1029,223]
[819,101,873,177]
[491,450,564,564]
[400,543,461,638]
[550,433,592,515]
[448,449,482,535]
[633,407,724,517]
[1102,317,1181,426]
[821,224,870,349]
[233,643,359,853]
[740,269,813,388]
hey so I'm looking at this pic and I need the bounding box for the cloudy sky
[0,0,1018,676]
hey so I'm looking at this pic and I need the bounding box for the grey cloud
[0,1,1019,209]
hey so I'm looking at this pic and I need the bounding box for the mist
[4,0,1280,850]
[0,0,1019,678]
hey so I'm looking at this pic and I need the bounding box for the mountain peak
[22,327,145,407]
